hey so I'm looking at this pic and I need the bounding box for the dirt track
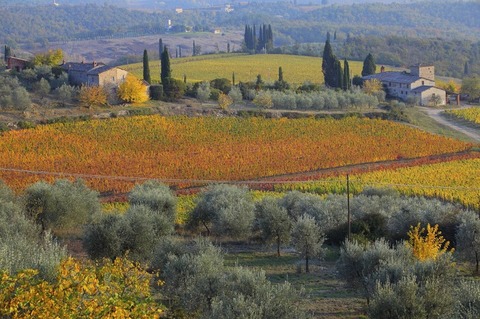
[420,106,480,142]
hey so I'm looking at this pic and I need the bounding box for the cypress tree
[326,31,331,42]
[4,45,11,62]
[278,66,284,82]
[142,49,151,84]
[334,59,343,89]
[334,30,337,41]
[464,61,469,76]
[258,25,264,52]
[267,24,273,52]
[232,72,235,86]
[253,25,257,53]
[244,25,250,50]
[179,47,182,58]
[343,59,351,91]
[361,53,376,76]
[322,39,336,87]
[160,47,171,83]
[227,42,230,53]
[158,38,163,59]
[192,41,196,56]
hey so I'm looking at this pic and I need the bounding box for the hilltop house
[61,61,128,87]
[362,64,446,106]
[6,56,29,72]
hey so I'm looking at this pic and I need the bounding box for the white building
[362,64,446,106]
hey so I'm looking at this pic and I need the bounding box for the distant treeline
[1,1,478,49]
[276,36,480,78]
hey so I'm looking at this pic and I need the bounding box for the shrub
[149,84,163,100]
[196,81,211,102]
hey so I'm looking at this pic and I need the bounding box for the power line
[0,167,479,191]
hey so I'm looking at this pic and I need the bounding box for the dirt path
[419,106,480,143]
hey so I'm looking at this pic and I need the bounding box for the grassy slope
[405,107,479,144]
[224,249,366,318]
[121,53,366,84]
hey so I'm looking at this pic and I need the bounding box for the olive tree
[128,180,177,224]
[456,211,480,273]
[153,238,307,319]
[291,214,324,273]
[0,189,66,280]
[84,182,176,262]
[23,179,101,233]
[255,197,292,256]
[189,184,255,239]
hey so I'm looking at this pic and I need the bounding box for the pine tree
[322,40,336,87]
[142,49,151,84]
[160,47,171,83]
[362,53,376,76]
[343,59,351,91]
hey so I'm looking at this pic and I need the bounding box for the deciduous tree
[32,49,64,66]
[406,223,452,261]
[79,85,107,108]
[118,74,149,104]
[218,92,233,110]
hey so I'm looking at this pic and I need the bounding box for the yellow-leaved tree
[79,85,107,108]
[0,257,164,318]
[118,74,149,104]
[362,79,383,95]
[218,92,233,110]
[406,223,453,261]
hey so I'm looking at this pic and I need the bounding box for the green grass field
[121,53,365,85]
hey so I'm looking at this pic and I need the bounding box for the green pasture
[121,53,365,85]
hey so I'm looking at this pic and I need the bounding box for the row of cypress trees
[321,39,351,90]
[244,24,273,53]
[322,39,376,90]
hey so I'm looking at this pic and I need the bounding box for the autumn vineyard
[0,115,474,193]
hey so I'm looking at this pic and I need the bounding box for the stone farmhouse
[6,56,29,72]
[61,61,128,87]
[362,64,446,106]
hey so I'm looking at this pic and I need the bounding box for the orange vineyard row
[0,116,472,193]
